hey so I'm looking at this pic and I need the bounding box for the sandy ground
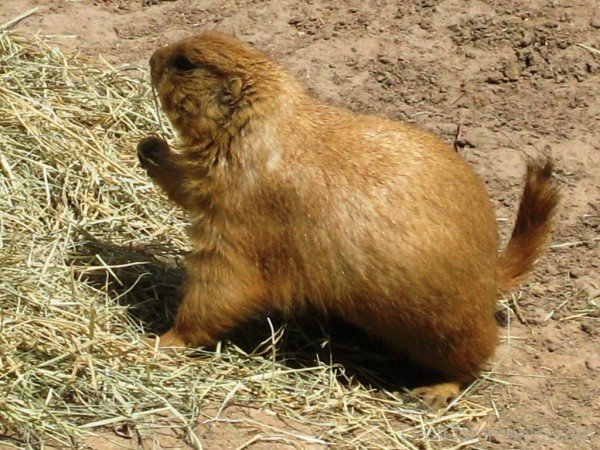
[1,0,599,448]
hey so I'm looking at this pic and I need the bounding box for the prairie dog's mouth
[151,84,166,136]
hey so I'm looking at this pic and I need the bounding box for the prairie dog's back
[243,104,500,310]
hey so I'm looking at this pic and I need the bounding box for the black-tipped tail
[498,160,560,293]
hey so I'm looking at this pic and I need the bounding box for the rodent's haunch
[138,32,559,407]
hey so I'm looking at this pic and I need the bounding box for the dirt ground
[1,0,598,449]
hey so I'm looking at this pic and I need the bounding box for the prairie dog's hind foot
[411,382,461,410]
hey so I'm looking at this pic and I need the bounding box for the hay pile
[0,32,493,449]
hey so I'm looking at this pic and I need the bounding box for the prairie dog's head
[149,32,301,142]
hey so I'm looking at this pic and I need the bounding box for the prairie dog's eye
[172,54,196,71]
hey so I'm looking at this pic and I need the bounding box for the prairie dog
[137,32,559,407]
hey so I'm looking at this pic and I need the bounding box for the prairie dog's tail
[498,160,560,293]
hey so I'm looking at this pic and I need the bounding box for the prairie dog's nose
[149,46,169,84]
[149,48,161,71]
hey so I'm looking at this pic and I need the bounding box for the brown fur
[138,32,560,407]
[498,161,560,293]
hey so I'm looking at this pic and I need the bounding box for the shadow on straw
[69,236,184,335]
[70,236,442,393]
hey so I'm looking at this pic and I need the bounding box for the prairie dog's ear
[228,76,243,99]
[219,76,244,106]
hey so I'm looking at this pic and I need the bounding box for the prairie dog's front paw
[137,135,171,170]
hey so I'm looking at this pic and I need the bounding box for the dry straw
[0,31,493,449]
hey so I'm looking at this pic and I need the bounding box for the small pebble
[504,63,523,81]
